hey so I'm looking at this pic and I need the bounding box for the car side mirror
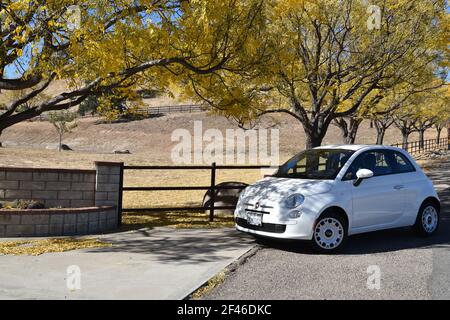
[354,169,374,187]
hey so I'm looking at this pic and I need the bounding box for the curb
[185,244,262,300]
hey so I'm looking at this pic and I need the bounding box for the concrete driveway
[205,164,450,300]
[0,228,254,299]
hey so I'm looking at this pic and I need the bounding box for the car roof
[314,144,400,152]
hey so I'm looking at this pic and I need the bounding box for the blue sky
[4,48,31,79]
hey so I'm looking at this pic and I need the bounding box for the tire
[311,212,347,253]
[414,201,440,237]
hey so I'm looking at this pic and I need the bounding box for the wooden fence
[120,138,449,221]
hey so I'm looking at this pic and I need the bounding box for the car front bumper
[235,212,316,240]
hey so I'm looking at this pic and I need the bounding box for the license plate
[247,212,263,226]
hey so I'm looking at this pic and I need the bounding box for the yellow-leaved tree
[183,0,449,148]
[0,0,268,139]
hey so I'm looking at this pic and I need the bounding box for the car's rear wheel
[311,212,347,253]
[414,201,440,237]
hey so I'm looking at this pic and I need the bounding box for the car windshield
[274,149,354,180]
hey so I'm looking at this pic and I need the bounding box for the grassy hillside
[1,110,439,164]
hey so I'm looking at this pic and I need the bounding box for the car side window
[343,150,396,180]
[391,151,415,173]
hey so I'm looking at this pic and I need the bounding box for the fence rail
[390,137,448,155]
[121,137,449,221]
[121,163,273,221]
[26,104,206,122]
[136,104,206,115]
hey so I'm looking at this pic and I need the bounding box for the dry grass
[0,147,267,209]
[122,212,235,229]
[190,270,228,300]
[2,110,440,156]
[123,169,264,209]
[0,237,112,256]
[1,145,445,209]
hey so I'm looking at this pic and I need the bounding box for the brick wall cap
[0,206,115,215]
[95,161,124,167]
[0,167,95,174]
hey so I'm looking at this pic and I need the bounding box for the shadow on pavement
[85,229,253,264]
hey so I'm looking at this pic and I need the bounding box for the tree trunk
[334,117,360,145]
[347,118,361,144]
[376,128,386,145]
[58,133,62,152]
[436,126,442,142]
[337,120,349,144]
[376,128,385,145]
[343,135,354,145]
[402,131,409,150]
[304,130,325,149]
[419,129,425,149]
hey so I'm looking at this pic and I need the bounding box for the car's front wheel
[311,212,347,253]
[414,201,440,237]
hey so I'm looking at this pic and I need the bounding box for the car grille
[235,217,286,234]
[245,208,270,215]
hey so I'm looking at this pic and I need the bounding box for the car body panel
[235,145,440,241]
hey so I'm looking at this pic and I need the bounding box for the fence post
[118,162,124,226]
[447,121,450,150]
[95,161,124,228]
[209,162,216,222]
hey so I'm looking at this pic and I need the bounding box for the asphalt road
[205,165,450,300]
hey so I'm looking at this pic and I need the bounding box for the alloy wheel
[421,205,438,234]
[314,217,344,250]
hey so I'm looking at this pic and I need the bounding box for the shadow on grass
[117,211,235,232]
[93,113,164,125]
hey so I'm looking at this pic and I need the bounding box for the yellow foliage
[0,238,112,256]
[0,0,447,130]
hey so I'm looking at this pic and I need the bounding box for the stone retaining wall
[0,161,124,237]
[0,206,117,237]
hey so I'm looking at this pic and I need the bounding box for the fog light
[288,210,302,219]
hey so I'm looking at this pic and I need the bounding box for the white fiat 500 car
[235,145,440,252]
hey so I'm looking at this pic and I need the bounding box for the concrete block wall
[0,162,124,237]
[95,162,123,225]
[0,168,97,208]
[0,206,118,237]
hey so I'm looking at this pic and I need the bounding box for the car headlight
[283,194,305,208]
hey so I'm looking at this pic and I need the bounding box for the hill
[0,110,438,168]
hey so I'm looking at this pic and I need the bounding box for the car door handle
[393,185,405,190]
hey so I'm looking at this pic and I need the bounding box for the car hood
[242,177,334,202]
